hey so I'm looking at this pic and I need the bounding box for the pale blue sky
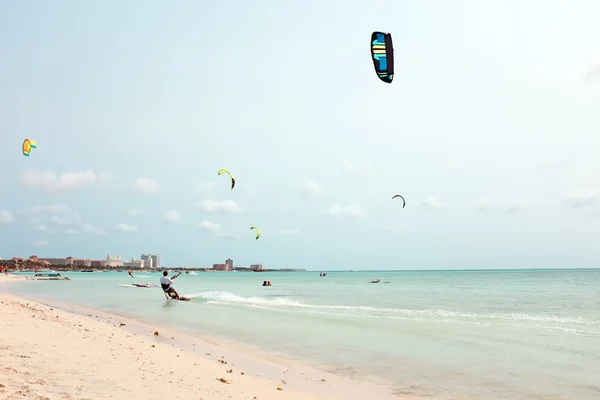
[1,0,599,269]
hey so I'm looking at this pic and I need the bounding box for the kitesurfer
[160,270,181,300]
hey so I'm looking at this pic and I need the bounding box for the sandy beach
[0,275,402,400]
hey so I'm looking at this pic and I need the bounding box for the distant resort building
[212,258,234,271]
[123,256,145,269]
[141,254,159,269]
[105,253,123,267]
[250,264,263,271]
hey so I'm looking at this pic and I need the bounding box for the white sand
[0,275,402,400]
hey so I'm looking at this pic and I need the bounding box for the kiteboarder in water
[160,270,181,300]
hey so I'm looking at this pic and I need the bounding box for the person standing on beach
[160,270,181,300]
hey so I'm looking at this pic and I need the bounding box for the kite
[22,138,37,157]
[392,194,405,208]
[370,32,394,84]
[250,226,261,240]
[218,169,235,190]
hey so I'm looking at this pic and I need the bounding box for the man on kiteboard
[160,270,181,300]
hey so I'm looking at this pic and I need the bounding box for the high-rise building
[225,258,233,270]
[141,254,160,269]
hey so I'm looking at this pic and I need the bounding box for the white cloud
[195,182,216,198]
[128,208,145,217]
[117,223,138,233]
[420,196,445,209]
[506,200,527,213]
[29,204,71,214]
[36,224,47,231]
[217,232,240,239]
[585,61,600,83]
[343,160,375,175]
[475,198,492,213]
[276,228,300,235]
[563,188,600,208]
[197,220,221,233]
[132,178,161,195]
[0,210,15,224]
[50,213,82,226]
[33,239,48,247]
[194,199,242,214]
[196,220,238,238]
[20,170,96,193]
[301,181,322,198]
[324,204,366,219]
[164,210,182,224]
[65,229,78,235]
[83,223,108,236]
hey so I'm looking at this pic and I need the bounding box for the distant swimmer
[160,270,181,300]
[369,279,381,283]
[128,270,133,278]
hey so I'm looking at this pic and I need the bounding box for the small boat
[32,272,71,281]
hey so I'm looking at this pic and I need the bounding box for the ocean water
[4,269,600,399]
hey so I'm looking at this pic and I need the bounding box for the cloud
[197,220,221,233]
[36,225,47,231]
[128,208,145,217]
[196,220,238,238]
[164,210,182,224]
[132,178,161,195]
[301,181,322,198]
[117,223,138,233]
[65,229,78,235]
[324,204,366,219]
[475,198,492,213]
[563,188,600,208]
[51,213,82,226]
[194,199,242,214]
[33,239,48,247]
[343,160,375,175]
[83,223,108,235]
[0,209,15,224]
[217,232,240,239]
[584,61,600,83]
[420,196,445,209]
[506,200,527,213]
[20,170,96,193]
[195,182,216,198]
[28,204,71,214]
[276,228,300,235]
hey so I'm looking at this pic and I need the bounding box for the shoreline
[0,275,406,400]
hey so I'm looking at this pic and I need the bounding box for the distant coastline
[6,265,307,273]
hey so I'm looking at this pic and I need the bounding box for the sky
[1,0,599,270]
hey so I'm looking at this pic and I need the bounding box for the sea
[3,269,600,399]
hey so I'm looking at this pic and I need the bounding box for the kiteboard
[118,283,157,288]
[167,296,190,302]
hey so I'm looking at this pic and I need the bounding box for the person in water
[128,270,133,278]
[160,270,181,299]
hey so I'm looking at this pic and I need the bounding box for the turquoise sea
[3,269,600,399]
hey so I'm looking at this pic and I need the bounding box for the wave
[185,291,600,328]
